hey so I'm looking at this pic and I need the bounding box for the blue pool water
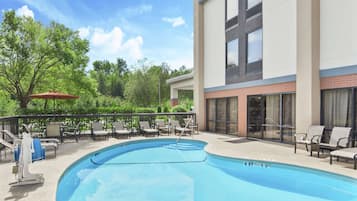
[57,139,357,201]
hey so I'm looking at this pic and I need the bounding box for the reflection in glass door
[247,96,263,138]
[207,99,216,132]
[216,99,227,133]
[282,94,296,142]
[264,95,281,141]
[247,93,295,143]
[206,97,238,135]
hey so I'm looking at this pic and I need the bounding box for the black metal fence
[0,112,197,136]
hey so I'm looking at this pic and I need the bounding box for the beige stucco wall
[320,0,357,69]
[203,0,226,88]
[262,0,297,79]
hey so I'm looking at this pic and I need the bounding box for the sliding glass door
[247,93,296,143]
[321,88,354,144]
[206,97,238,135]
[282,94,296,142]
[264,95,281,141]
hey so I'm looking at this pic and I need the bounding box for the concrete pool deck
[0,133,356,201]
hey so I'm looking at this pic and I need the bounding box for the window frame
[226,0,239,22]
[246,28,263,66]
[226,38,239,70]
[225,0,262,84]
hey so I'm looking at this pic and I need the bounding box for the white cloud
[16,5,34,19]
[80,26,144,67]
[162,17,185,28]
[22,0,74,26]
[91,27,124,53]
[122,36,144,60]
[78,27,90,39]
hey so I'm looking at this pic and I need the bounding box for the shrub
[135,107,155,113]
[171,105,187,112]
[163,106,169,113]
[157,106,161,113]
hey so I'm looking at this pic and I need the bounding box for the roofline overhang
[166,72,194,84]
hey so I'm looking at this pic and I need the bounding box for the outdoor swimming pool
[56,139,357,201]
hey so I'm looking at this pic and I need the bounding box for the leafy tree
[170,65,192,77]
[124,62,174,107]
[0,11,89,108]
[90,58,127,97]
[124,70,155,106]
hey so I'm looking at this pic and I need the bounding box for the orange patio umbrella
[30,91,79,111]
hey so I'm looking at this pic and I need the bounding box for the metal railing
[0,112,197,137]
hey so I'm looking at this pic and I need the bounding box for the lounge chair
[35,123,60,157]
[1,129,58,157]
[0,138,15,160]
[330,148,357,170]
[184,118,198,134]
[62,122,81,142]
[316,127,352,157]
[112,121,131,138]
[171,120,192,136]
[42,123,62,157]
[0,138,14,150]
[139,121,159,137]
[91,122,109,140]
[294,125,324,156]
[155,119,170,135]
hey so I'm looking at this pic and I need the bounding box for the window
[247,28,263,63]
[247,93,296,143]
[206,97,238,135]
[322,89,353,129]
[226,39,239,69]
[247,0,262,10]
[226,0,238,21]
[321,88,355,145]
[225,0,262,84]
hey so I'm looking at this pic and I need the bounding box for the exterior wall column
[194,0,205,130]
[238,94,247,137]
[170,87,179,106]
[296,0,321,133]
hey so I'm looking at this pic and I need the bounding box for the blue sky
[0,0,193,69]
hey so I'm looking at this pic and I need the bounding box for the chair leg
[310,147,313,156]
[330,155,332,165]
[305,144,308,151]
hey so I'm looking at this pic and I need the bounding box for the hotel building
[192,0,357,144]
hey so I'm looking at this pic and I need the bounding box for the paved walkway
[0,133,356,201]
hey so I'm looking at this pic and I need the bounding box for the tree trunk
[19,97,29,109]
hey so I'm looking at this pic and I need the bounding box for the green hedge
[171,105,187,112]
[135,107,155,113]
[18,106,157,115]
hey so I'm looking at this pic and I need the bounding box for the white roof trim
[166,72,194,84]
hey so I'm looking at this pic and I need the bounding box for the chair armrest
[337,137,350,147]
[294,133,307,141]
[294,133,307,137]
[310,135,321,144]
